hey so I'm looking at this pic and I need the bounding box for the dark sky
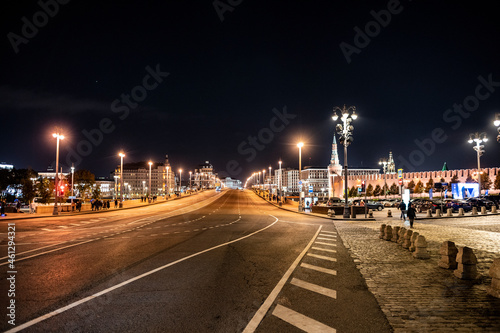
[1,0,499,181]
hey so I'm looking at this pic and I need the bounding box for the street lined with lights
[1,190,390,333]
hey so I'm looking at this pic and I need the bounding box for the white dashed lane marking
[290,278,337,299]
[272,305,336,333]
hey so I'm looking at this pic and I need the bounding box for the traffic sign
[308,185,313,193]
[398,179,403,185]
[298,181,303,185]
[397,169,403,179]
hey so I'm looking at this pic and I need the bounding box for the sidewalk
[335,216,500,332]
[0,191,202,221]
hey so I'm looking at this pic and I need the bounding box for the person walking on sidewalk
[399,200,407,220]
[407,203,416,228]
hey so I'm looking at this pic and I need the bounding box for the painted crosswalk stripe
[307,253,336,262]
[319,234,336,238]
[300,263,337,275]
[315,241,336,247]
[272,304,336,333]
[317,237,336,241]
[291,278,337,299]
[321,231,336,235]
[311,246,336,253]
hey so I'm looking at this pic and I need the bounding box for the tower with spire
[328,134,343,197]
[387,151,396,174]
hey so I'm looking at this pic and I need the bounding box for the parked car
[466,198,495,210]
[366,200,384,211]
[413,199,437,213]
[445,199,472,212]
[483,195,500,208]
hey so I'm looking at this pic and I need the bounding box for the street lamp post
[268,166,272,191]
[71,164,75,211]
[119,152,125,207]
[262,169,266,192]
[297,142,304,211]
[189,171,192,192]
[52,131,64,215]
[468,132,488,197]
[279,160,282,204]
[166,166,170,198]
[494,113,500,142]
[332,105,357,218]
[148,161,153,201]
[142,181,146,197]
[179,169,182,194]
[379,158,388,198]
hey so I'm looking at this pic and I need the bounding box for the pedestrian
[1,201,5,216]
[107,200,110,209]
[407,203,416,228]
[114,199,118,208]
[399,200,407,220]
[16,200,21,213]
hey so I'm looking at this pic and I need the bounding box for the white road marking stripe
[58,226,68,229]
[300,263,337,275]
[311,247,336,253]
[315,241,336,247]
[307,253,336,262]
[6,216,280,333]
[317,237,336,241]
[243,226,323,333]
[319,234,336,238]
[272,305,336,333]
[321,231,336,235]
[41,228,53,231]
[290,278,337,299]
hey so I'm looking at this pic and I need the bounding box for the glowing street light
[379,158,388,198]
[118,152,125,206]
[494,113,500,142]
[278,160,282,204]
[297,142,304,211]
[332,105,357,218]
[52,131,64,215]
[468,132,488,197]
[189,171,192,191]
[148,161,153,200]
[179,169,183,193]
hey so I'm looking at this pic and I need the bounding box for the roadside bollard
[392,226,400,243]
[384,225,393,241]
[351,206,356,218]
[481,206,487,215]
[403,229,413,249]
[409,232,419,252]
[472,207,478,215]
[438,241,458,269]
[327,209,334,217]
[454,247,480,280]
[487,259,500,298]
[379,224,386,239]
[398,227,406,245]
[426,210,433,218]
[387,209,392,217]
[413,235,430,259]
[446,208,453,217]
[492,206,498,213]
[435,209,441,218]
[458,208,464,216]
[368,209,374,218]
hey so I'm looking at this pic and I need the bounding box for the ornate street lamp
[332,105,357,218]
[148,161,153,200]
[297,142,304,212]
[379,158,388,198]
[468,132,488,197]
[118,152,125,206]
[494,113,500,142]
[52,131,64,215]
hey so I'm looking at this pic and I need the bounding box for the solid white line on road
[311,247,336,253]
[317,237,336,241]
[307,253,337,262]
[315,241,336,247]
[272,304,336,333]
[290,278,337,299]
[300,263,337,275]
[5,216,281,333]
[243,226,323,333]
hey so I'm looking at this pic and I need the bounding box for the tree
[407,180,415,192]
[450,175,459,184]
[465,175,476,183]
[92,186,101,200]
[480,173,492,190]
[390,183,399,194]
[414,180,424,194]
[495,172,500,190]
[425,178,434,192]
[349,186,358,197]
[366,184,374,197]
[382,184,389,196]
[37,177,53,204]
[373,185,382,197]
[75,169,95,198]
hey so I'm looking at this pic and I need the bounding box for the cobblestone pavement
[334,215,500,332]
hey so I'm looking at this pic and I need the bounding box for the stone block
[384,225,393,241]
[387,209,392,217]
[409,232,419,252]
[402,229,413,249]
[379,224,386,239]
[413,235,430,259]
[458,208,464,216]
[481,206,487,215]
[426,210,432,218]
[398,227,406,245]
[492,206,497,213]
[456,246,477,265]
[435,209,441,218]
[438,241,458,269]
[472,207,478,215]
[454,247,480,280]
[392,226,400,242]
[446,208,452,217]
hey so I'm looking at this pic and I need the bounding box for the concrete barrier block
[413,235,430,259]
[487,259,500,298]
[392,226,400,242]
[384,225,393,241]
[454,247,481,280]
[379,224,386,239]
[438,241,458,269]
[409,232,419,252]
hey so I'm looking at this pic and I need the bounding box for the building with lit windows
[193,161,218,189]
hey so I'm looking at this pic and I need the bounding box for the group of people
[91,199,111,211]
[398,200,416,228]
[140,196,157,203]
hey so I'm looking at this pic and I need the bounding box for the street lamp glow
[118,152,125,205]
[468,132,487,197]
[297,142,304,211]
[179,169,182,193]
[52,130,64,215]
[297,142,304,148]
[148,161,153,200]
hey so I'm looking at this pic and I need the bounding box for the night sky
[1,1,500,181]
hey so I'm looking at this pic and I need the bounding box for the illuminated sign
[451,183,479,199]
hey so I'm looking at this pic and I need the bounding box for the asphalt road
[1,190,391,332]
